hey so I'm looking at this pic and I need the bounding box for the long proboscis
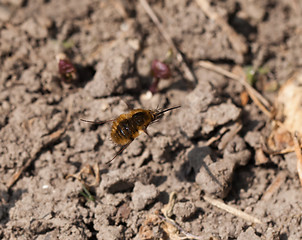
[154,105,181,118]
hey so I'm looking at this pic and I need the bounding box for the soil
[1,0,302,239]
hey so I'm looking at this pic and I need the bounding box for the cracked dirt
[1,0,302,239]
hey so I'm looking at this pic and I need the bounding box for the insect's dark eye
[132,112,147,126]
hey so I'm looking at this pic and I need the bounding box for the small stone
[223,135,251,166]
[188,146,235,197]
[186,80,217,113]
[96,225,123,240]
[238,227,261,240]
[127,38,140,50]
[100,167,137,194]
[202,102,241,134]
[244,131,262,148]
[264,227,280,240]
[178,80,218,138]
[187,146,214,174]
[195,158,235,198]
[140,91,153,101]
[132,182,159,210]
[116,203,131,221]
[84,38,140,98]
[173,201,197,221]
[74,132,98,152]
[284,152,298,175]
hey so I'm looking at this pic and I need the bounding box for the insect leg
[142,128,150,137]
[105,140,133,164]
[80,119,114,125]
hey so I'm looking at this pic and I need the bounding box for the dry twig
[160,192,203,239]
[140,192,203,240]
[203,195,263,224]
[195,0,247,55]
[199,60,272,118]
[293,132,302,187]
[139,0,197,84]
[158,214,203,240]
[205,126,228,146]
[218,122,242,149]
[262,171,287,200]
[161,191,177,218]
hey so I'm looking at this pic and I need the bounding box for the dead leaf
[293,133,302,186]
[276,71,302,135]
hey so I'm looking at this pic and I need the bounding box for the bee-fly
[80,106,180,164]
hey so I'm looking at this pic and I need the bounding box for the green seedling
[79,184,95,202]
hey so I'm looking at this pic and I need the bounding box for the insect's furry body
[81,106,180,163]
[111,109,154,145]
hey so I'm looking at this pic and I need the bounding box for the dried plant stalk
[293,133,302,187]
[203,195,263,224]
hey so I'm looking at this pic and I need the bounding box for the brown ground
[1,0,302,239]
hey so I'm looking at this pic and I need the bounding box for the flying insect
[80,106,181,164]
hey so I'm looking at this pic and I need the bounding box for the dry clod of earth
[173,200,197,221]
[223,135,251,166]
[131,181,159,210]
[100,167,137,194]
[237,227,261,240]
[195,156,236,198]
[84,36,141,98]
